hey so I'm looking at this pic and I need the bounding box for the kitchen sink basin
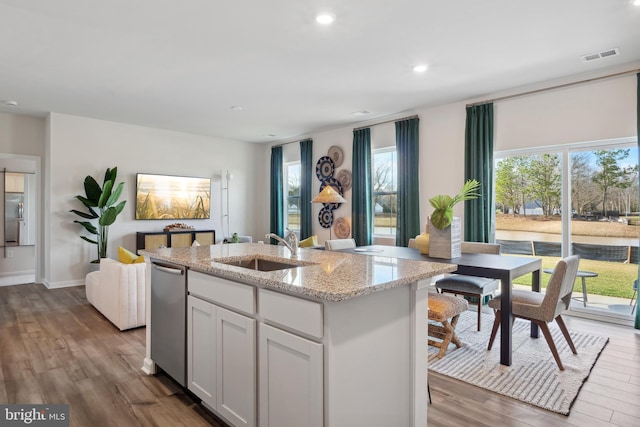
[219,256,308,272]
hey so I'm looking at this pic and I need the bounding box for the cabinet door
[144,234,168,250]
[258,324,323,427]
[5,173,24,193]
[216,307,256,427]
[187,295,216,407]
[195,231,215,246]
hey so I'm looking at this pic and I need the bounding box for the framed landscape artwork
[136,173,211,220]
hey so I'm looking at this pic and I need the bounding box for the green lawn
[512,255,637,299]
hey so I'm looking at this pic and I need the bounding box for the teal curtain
[352,128,373,246]
[636,72,639,329]
[300,139,313,240]
[395,117,421,247]
[464,103,494,243]
[270,146,284,244]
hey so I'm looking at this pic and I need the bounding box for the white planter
[428,217,461,259]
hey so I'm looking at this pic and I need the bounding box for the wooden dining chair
[487,255,581,371]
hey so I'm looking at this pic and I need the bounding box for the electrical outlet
[7,250,14,258]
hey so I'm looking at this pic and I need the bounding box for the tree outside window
[494,144,639,317]
[285,162,301,233]
[372,148,397,235]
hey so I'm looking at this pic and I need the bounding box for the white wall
[261,71,637,244]
[0,113,46,157]
[46,113,263,287]
[261,107,469,244]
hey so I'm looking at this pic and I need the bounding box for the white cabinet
[258,324,323,427]
[187,295,216,405]
[216,306,256,427]
[187,276,256,427]
[161,266,430,427]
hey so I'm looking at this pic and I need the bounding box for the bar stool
[428,293,469,358]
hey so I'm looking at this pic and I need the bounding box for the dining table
[339,245,542,366]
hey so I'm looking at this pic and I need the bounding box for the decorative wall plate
[320,178,344,210]
[315,156,335,182]
[336,169,352,192]
[327,145,344,168]
[333,217,351,239]
[318,206,333,229]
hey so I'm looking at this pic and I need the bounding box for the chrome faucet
[265,228,298,258]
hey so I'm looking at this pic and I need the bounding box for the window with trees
[495,140,639,319]
[372,147,397,235]
[285,161,301,233]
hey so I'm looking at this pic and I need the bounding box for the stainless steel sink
[219,256,306,272]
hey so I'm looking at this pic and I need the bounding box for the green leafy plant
[70,167,126,261]
[429,179,481,230]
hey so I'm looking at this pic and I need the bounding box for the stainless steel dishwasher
[150,259,187,386]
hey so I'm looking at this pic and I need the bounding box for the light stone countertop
[142,243,456,302]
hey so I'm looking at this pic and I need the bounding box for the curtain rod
[272,139,302,148]
[467,68,640,108]
[272,113,420,146]
[353,114,419,132]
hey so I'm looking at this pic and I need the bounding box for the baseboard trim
[142,357,157,375]
[0,274,36,286]
[46,280,85,289]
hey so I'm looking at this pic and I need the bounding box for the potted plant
[70,167,126,265]
[427,179,480,258]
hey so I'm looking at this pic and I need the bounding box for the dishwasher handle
[152,263,185,275]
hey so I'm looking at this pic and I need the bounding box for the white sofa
[85,258,149,331]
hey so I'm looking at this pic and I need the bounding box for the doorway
[0,154,39,286]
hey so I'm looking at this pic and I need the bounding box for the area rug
[427,310,609,415]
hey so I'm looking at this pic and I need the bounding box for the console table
[136,229,215,253]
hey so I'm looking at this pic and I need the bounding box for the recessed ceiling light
[633,0,640,6]
[230,105,243,110]
[352,110,371,116]
[316,14,335,25]
[267,134,277,137]
[5,100,18,107]
[413,64,428,73]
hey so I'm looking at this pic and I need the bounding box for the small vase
[428,217,461,259]
[415,232,430,255]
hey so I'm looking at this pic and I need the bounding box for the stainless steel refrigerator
[4,192,25,246]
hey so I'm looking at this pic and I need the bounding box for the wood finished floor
[1,283,639,427]
[428,311,640,427]
[0,283,225,427]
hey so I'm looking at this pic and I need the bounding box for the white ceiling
[1,0,639,144]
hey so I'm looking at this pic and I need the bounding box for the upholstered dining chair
[487,255,580,371]
[435,242,501,331]
[325,238,356,250]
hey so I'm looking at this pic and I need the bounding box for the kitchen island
[142,243,456,427]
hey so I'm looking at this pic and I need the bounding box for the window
[372,148,397,235]
[494,138,639,321]
[285,161,301,233]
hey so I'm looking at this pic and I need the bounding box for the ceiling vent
[581,47,620,62]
